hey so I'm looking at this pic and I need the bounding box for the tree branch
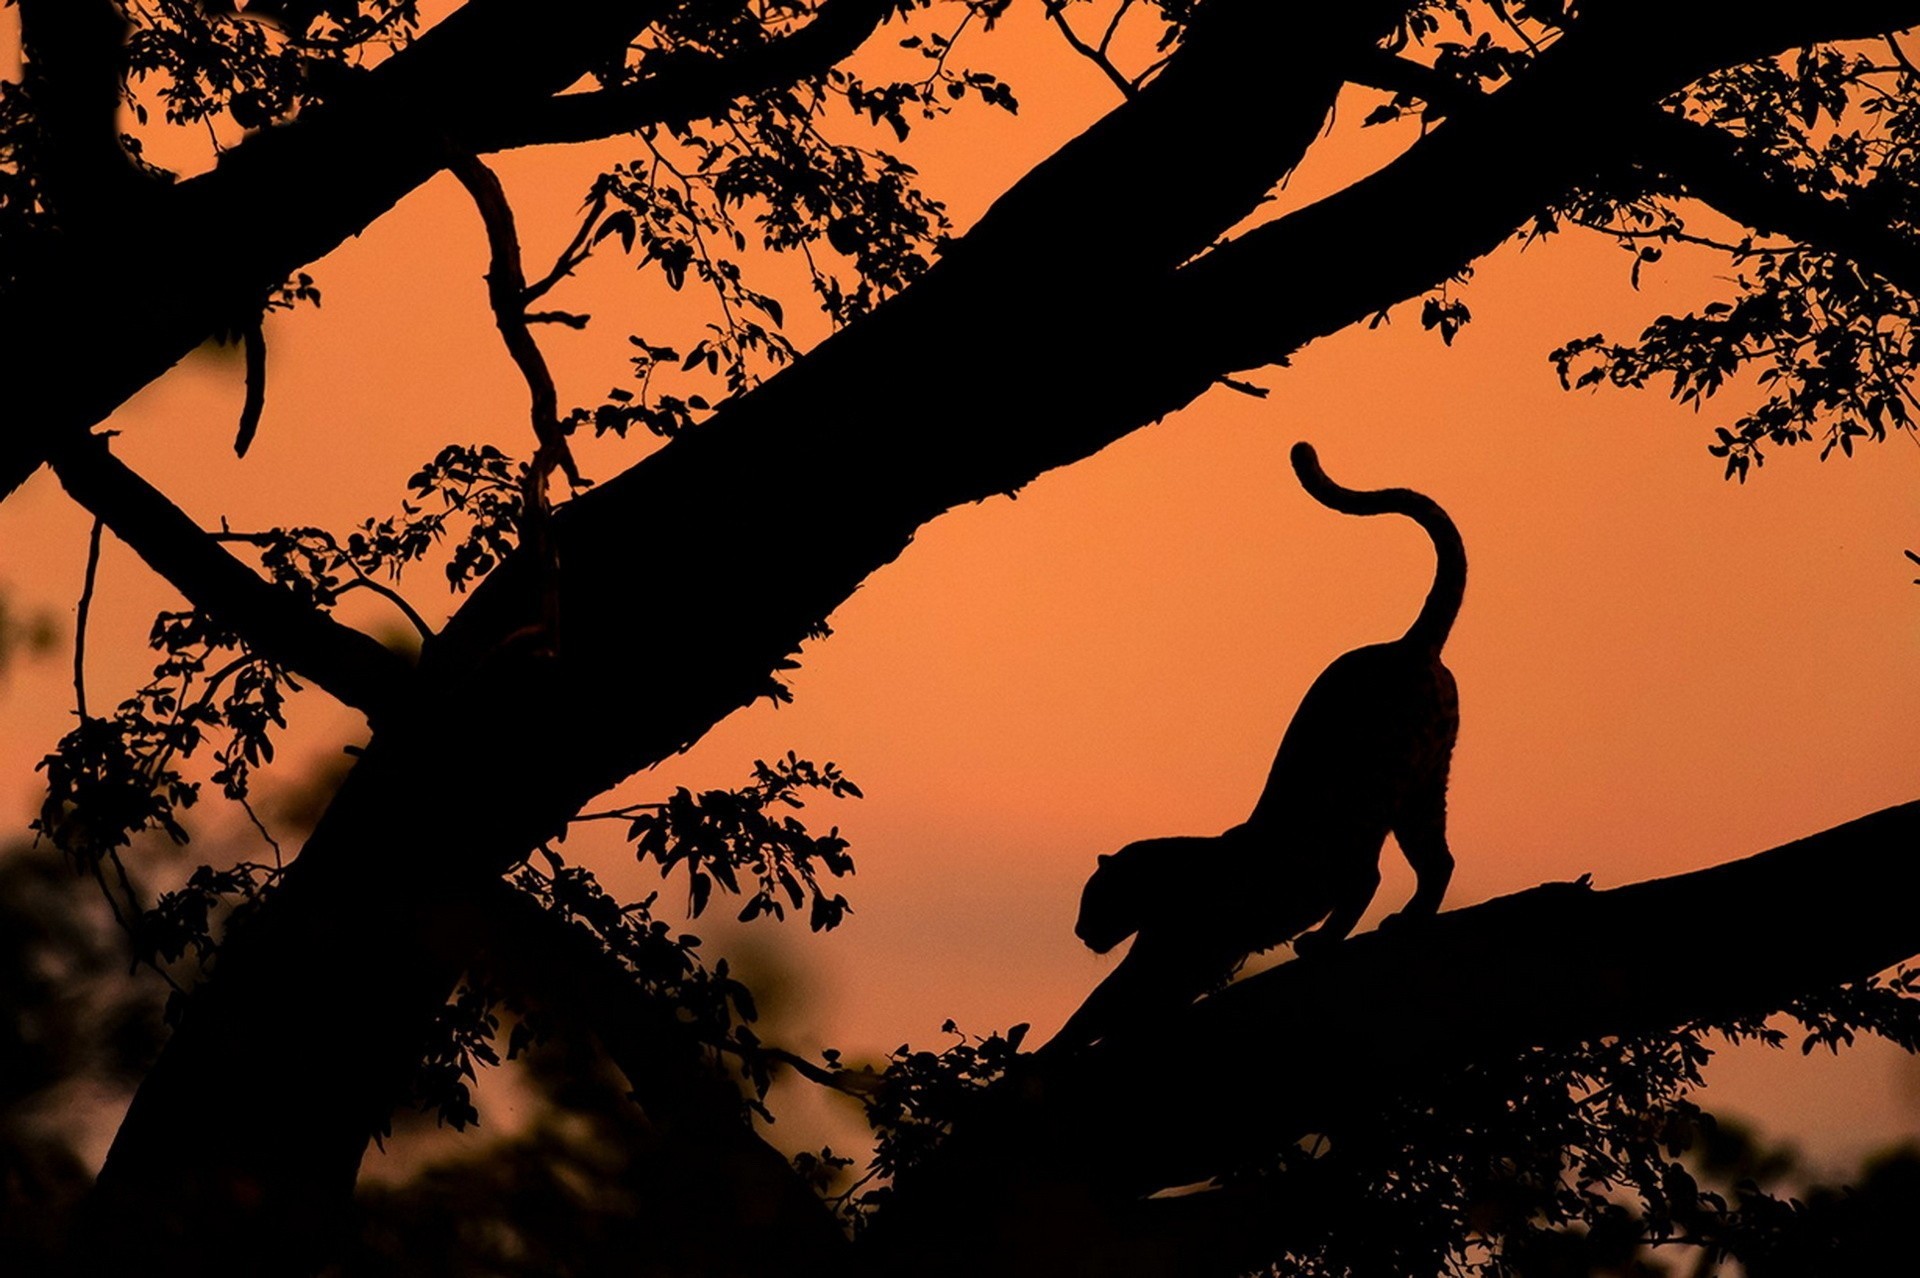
[475,0,905,150]
[47,434,410,719]
[445,154,581,489]
[867,802,1920,1275]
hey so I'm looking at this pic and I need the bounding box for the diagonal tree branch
[864,802,1920,1276]
[47,434,410,718]
[1346,47,1920,302]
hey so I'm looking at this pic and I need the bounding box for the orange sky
[1,3,1917,1176]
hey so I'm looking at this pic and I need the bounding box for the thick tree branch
[475,0,904,150]
[866,802,1920,1276]
[47,434,409,718]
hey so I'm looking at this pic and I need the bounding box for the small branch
[447,153,581,653]
[473,0,903,151]
[446,153,582,493]
[48,434,409,719]
[1099,0,1137,58]
[522,184,611,305]
[1887,32,1920,78]
[1044,0,1136,98]
[332,578,435,642]
[74,516,104,720]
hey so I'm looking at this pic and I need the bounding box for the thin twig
[572,802,669,822]
[210,527,436,641]
[446,153,583,492]
[523,183,612,305]
[240,793,284,869]
[1043,1,1134,98]
[1888,33,1920,80]
[1098,0,1135,57]
[74,516,104,720]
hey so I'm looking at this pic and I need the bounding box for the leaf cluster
[849,1018,1029,1224]
[123,1,422,133]
[397,754,864,1129]
[1547,43,1920,477]
[0,79,50,294]
[602,752,861,932]
[34,609,289,868]
[563,3,1018,441]
[231,442,525,608]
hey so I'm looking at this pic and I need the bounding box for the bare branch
[1043,0,1136,99]
[446,154,582,492]
[73,516,104,720]
[235,319,268,458]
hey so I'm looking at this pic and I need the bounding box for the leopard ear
[1097,853,1113,865]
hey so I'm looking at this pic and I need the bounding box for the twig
[445,153,583,492]
[1888,33,1920,80]
[522,182,611,305]
[210,526,436,642]
[74,515,104,720]
[1099,0,1136,58]
[240,793,284,870]
[1043,1,1134,98]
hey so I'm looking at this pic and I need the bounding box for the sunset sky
[1,2,1917,1177]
